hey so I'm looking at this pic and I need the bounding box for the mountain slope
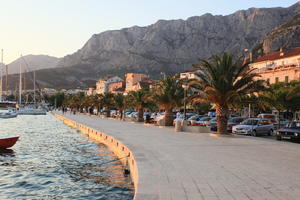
[262,13,300,54]
[57,2,299,74]
[6,2,300,89]
[7,55,60,74]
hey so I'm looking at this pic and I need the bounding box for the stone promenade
[56,112,300,200]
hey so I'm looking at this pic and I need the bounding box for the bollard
[174,119,182,132]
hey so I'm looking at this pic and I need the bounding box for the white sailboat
[17,55,46,115]
[0,49,18,119]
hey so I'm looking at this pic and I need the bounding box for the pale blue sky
[0,0,298,63]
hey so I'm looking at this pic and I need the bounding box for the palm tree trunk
[105,109,110,117]
[216,104,229,134]
[164,109,174,126]
[137,108,144,122]
[120,109,123,120]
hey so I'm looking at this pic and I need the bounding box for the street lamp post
[182,84,188,120]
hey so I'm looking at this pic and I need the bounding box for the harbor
[54,111,300,200]
[1,1,300,199]
[0,114,133,199]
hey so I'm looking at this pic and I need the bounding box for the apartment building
[95,76,123,94]
[250,47,300,84]
[125,73,149,92]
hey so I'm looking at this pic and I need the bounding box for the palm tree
[127,90,149,122]
[189,52,265,134]
[113,93,125,120]
[152,76,184,126]
[287,84,300,99]
[69,92,85,112]
[260,82,300,122]
[102,92,114,117]
[94,94,104,115]
[258,87,288,128]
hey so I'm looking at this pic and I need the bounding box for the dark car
[276,121,300,142]
[210,117,245,132]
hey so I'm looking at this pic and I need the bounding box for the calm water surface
[0,114,134,199]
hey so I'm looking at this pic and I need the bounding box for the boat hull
[0,112,18,119]
[17,109,46,115]
[0,137,19,149]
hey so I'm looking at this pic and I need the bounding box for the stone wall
[54,113,138,198]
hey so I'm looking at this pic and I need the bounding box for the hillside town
[1,2,300,200]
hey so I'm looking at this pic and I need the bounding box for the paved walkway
[56,112,300,200]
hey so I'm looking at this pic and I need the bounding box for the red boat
[0,137,19,149]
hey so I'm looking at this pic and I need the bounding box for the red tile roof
[253,47,300,63]
[181,69,197,73]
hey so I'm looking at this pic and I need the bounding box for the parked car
[193,117,212,126]
[210,117,245,132]
[110,110,117,117]
[257,113,277,124]
[188,115,203,125]
[278,119,290,128]
[232,118,274,136]
[173,113,197,125]
[209,118,217,131]
[152,113,165,123]
[227,117,246,132]
[124,110,134,117]
[129,112,138,118]
[276,121,300,142]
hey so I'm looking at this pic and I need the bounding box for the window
[260,120,271,125]
[285,76,289,83]
[275,77,279,83]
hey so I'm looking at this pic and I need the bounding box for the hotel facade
[250,47,300,84]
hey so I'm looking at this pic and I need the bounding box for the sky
[0,0,298,63]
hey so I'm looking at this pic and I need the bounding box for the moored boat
[17,108,46,115]
[0,112,18,119]
[0,137,19,149]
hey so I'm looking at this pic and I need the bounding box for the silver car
[232,118,274,136]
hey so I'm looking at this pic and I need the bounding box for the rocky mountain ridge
[261,13,300,55]
[5,2,300,90]
[6,55,60,74]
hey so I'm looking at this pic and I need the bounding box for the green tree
[102,92,114,117]
[64,92,85,112]
[127,90,149,122]
[113,93,126,120]
[152,76,184,126]
[189,52,265,134]
[191,102,212,115]
[48,92,65,108]
[259,81,300,121]
[94,94,104,115]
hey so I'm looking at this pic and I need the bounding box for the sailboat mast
[33,70,36,105]
[5,65,8,91]
[19,55,22,105]
[0,49,3,102]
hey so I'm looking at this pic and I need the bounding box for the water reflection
[0,148,15,155]
[0,115,133,200]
